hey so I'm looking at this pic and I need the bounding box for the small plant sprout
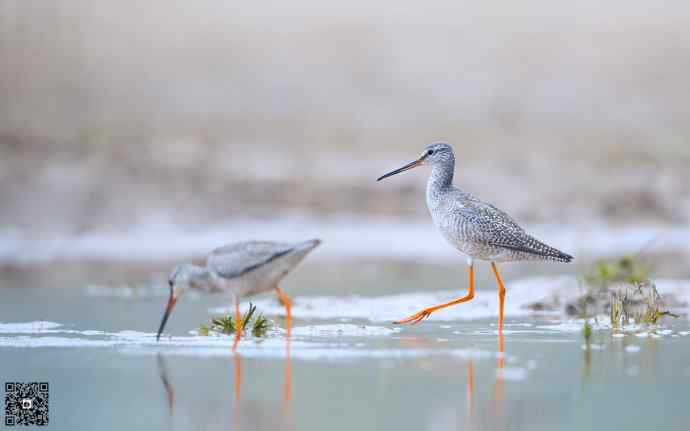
[583,320,592,342]
[198,303,273,337]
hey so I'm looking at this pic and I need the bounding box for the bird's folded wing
[456,203,568,260]
[207,241,294,279]
[454,203,530,248]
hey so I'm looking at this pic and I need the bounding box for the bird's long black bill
[156,294,177,341]
[377,159,422,181]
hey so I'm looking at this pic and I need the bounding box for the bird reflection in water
[156,340,293,429]
[463,328,506,428]
[494,330,505,401]
[231,342,293,429]
[157,353,175,427]
[492,330,506,429]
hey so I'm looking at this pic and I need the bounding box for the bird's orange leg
[232,297,242,352]
[275,286,292,338]
[394,264,475,325]
[490,262,507,333]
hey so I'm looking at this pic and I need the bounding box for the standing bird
[156,239,321,350]
[377,142,572,330]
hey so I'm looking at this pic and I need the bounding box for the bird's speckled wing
[444,193,571,261]
[206,241,294,280]
[456,200,530,247]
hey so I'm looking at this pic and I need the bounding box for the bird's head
[377,142,454,181]
[156,264,203,341]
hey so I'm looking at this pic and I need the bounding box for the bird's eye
[427,149,434,156]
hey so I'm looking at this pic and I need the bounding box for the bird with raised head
[378,142,572,330]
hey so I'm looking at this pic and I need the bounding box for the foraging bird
[156,239,321,350]
[377,142,572,329]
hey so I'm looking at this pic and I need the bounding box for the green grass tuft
[198,302,273,337]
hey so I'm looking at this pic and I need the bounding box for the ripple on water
[0,321,63,334]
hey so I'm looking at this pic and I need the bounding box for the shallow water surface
[1,262,689,430]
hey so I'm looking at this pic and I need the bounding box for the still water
[1,260,689,431]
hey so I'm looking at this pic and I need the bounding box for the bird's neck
[426,160,455,210]
[428,160,454,191]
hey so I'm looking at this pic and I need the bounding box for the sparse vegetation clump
[575,255,677,328]
[198,303,273,337]
[609,281,678,327]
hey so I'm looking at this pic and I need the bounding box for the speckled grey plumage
[388,142,572,263]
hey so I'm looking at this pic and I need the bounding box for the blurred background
[1,0,689,270]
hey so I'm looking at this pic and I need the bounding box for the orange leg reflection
[494,329,505,401]
[275,286,293,406]
[487,329,505,431]
[284,336,292,403]
[466,360,474,415]
[231,353,242,431]
[233,353,241,401]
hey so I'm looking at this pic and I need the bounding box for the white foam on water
[0,336,117,348]
[536,322,588,333]
[81,330,106,336]
[0,321,507,361]
[0,322,63,334]
[215,276,687,324]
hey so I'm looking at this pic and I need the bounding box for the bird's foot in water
[393,308,435,325]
